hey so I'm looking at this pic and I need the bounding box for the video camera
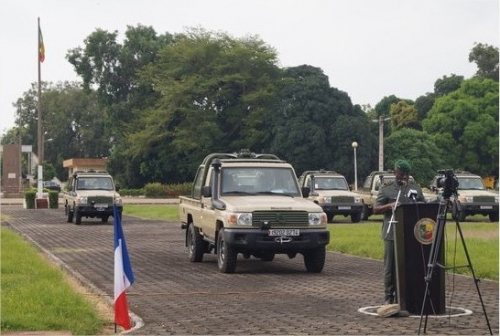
[437,169,459,198]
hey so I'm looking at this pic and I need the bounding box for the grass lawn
[1,228,113,335]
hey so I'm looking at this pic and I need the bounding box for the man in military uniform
[373,159,426,312]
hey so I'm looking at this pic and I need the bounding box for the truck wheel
[351,212,362,223]
[65,204,74,223]
[326,213,334,223]
[303,246,326,273]
[361,205,370,220]
[188,224,206,262]
[217,228,237,273]
[75,210,82,225]
[489,212,499,222]
[101,216,109,223]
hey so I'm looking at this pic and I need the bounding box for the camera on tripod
[437,169,459,198]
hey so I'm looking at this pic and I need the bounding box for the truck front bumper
[459,203,498,215]
[75,204,122,217]
[223,228,330,252]
[320,203,363,215]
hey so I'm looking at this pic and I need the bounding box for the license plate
[338,206,351,210]
[480,206,493,209]
[268,229,300,236]
[94,204,108,209]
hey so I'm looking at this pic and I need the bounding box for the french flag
[114,205,135,330]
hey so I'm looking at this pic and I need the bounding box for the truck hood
[220,195,324,212]
[312,190,360,197]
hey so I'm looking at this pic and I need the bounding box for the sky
[0,0,498,136]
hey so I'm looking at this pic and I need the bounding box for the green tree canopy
[422,77,499,176]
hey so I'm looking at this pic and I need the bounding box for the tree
[422,77,499,177]
[468,43,499,81]
[383,128,445,186]
[389,101,420,131]
[414,93,436,121]
[434,74,464,97]
[270,65,375,180]
[108,28,283,186]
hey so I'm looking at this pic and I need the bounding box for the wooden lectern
[394,203,445,315]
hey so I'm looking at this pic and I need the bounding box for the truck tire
[188,224,206,262]
[65,204,74,223]
[361,204,370,220]
[489,212,499,222]
[351,212,362,223]
[217,228,237,273]
[75,209,82,225]
[303,246,326,273]
[101,216,109,223]
[326,213,334,223]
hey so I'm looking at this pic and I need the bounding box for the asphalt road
[1,205,498,335]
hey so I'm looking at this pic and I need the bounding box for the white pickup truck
[178,149,330,273]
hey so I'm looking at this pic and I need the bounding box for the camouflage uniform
[375,180,425,304]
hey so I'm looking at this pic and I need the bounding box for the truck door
[201,168,217,241]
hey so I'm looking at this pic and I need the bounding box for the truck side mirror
[202,186,212,197]
[302,186,310,198]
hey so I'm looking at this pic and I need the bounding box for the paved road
[1,205,498,335]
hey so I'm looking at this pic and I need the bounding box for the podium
[394,203,445,314]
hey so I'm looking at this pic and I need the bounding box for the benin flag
[39,26,45,63]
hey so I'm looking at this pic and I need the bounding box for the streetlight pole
[372,116,391,171]
[352,141,358,191]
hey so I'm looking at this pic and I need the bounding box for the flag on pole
[113,205,134,330]
[38,23,45,63]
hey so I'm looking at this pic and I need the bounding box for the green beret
[394,159,411,172]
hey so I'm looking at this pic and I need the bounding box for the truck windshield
[221,167,300,196]
[77,177,114,190]
[315,177,348,190]
[458,177,485,190]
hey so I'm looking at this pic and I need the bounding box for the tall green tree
[434,74,464,97]
[422,77,499,177]
[469,43,499,81]
[383,128,445,186]
[109,29,282,186]
[271,65,375,181]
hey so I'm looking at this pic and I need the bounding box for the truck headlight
[226,212,252,226]
[463,196,473,203]
[76,196,88,204]
[354,196,361,203]
[495,196,499,203]
[309,212,327,225]
[114,196,122,205]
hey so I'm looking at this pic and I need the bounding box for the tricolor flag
[38,24,45,63]
[113,205,134,330]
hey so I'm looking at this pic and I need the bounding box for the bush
[143,183,165,198]
[24,190,36,209]
[119,188,144,197]
[48,191,59,209]
[142,182,192,198]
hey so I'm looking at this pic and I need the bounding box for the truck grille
[88,196,113,204]
[473,196,495,203]
[331,196,354,203]
[252,211,308,227]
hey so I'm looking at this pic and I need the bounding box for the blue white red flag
[113,205,134,330]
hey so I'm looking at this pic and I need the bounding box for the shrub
[24,189,36,209]
[48,191,59,209]
[143,183,166,198]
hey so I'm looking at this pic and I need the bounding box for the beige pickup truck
[355,171,435,220]
[298,170,363,223]
[179,149,330,273]
[429,171,499,222]
[63,169,122,225]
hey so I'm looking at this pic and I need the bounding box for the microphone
[407,189,418,201]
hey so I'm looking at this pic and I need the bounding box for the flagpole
[37,17,43,197]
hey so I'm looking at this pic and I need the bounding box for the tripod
[417,191,493,335]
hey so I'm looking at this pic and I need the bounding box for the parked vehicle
[429,171,499,222]
[298,170,363,223]
[43,180,61,192]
